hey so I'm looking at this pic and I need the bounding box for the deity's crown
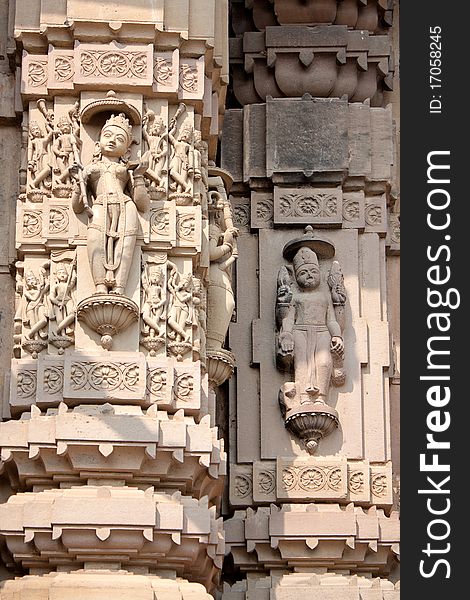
[293,246,319,272]
[103,112,132,140]
[57,116,70,127]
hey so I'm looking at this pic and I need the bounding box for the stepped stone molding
[1,571,214,600]
[230,26,393,105]
[231,0,394,32]
[0,405,225,501]
[222,573,399,600]
[225,504,399,574]
[0,487,224,590]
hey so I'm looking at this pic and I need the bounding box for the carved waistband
[293,325,329,332]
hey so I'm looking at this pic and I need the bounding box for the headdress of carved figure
[179,121,193,141]
[293,247,319,274]
[29,121,41,135]
[25,270,37,286]
[57,116,71,129]
[102,113,133,143]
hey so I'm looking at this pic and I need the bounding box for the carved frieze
[250,192,273,229]
[63,353,147,402]
[229,458,393,507]
[342,190,366,229]
[274,187,342,225]
[365,194,388,234]
[277,458,347,499]
[75,42,153,88]
[153,50,179,94]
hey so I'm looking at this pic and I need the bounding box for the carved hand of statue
[277,284,292,305]
[330,336,344,358]
[133,151,150,176]
[279,331,294,355]
[223,226,239,246]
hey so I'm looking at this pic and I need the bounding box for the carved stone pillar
[0,2,231,597]
[222,0,399,597]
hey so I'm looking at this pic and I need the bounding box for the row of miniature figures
[13,248,233,365]
[24,98,210,209]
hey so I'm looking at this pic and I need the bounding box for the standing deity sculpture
[205,172,238,386]
[192,130,209,213]
[27,100,54,200]
[52,103,81,196]
[276,226,346,453]
[168,104,194,203]
[16,264,50,358]
[48,256,77,352]
[72,108,150,349]
[72,112,150,295]
[166,262,194,361]
[142,108,168,196]
[140,257,166,355]
[192,276,207,366]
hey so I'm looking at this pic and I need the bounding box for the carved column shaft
[1,2,232,598]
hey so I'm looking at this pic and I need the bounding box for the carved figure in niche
[22,268,50,341]
[16,264,50,358]
[140,258,166,355]
[276,227,346,453]
[277,248,343,402]
[206,177,238,353]
[52,103,81,193]
[168,104,194,201]
[142,108,168,192]
[49,257,77,351]
[27,100,54,197]
[72,113,150,295]
[167,266,193,343]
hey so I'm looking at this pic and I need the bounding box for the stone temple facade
[0,1,399,598]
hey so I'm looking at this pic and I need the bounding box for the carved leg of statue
[293,329,317,399]
[87,211,107,294]
[206,280,235,351]
[106,204,120,286]
[142,308,161,337]
[27,310,48,340]
[32,165,51,189]
[168,307,188,342]
[170,167,188,194]
[113,204,138,295]
[56,310,75,336]
[145,167,162,187]
[180,309,191,342]
[314,331,334,403]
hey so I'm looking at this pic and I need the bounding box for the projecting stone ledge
[0,487,224,591]
[0,571,213,600]
[224,504,399,575]
[0,405,225,502]
[222,573,400,600]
